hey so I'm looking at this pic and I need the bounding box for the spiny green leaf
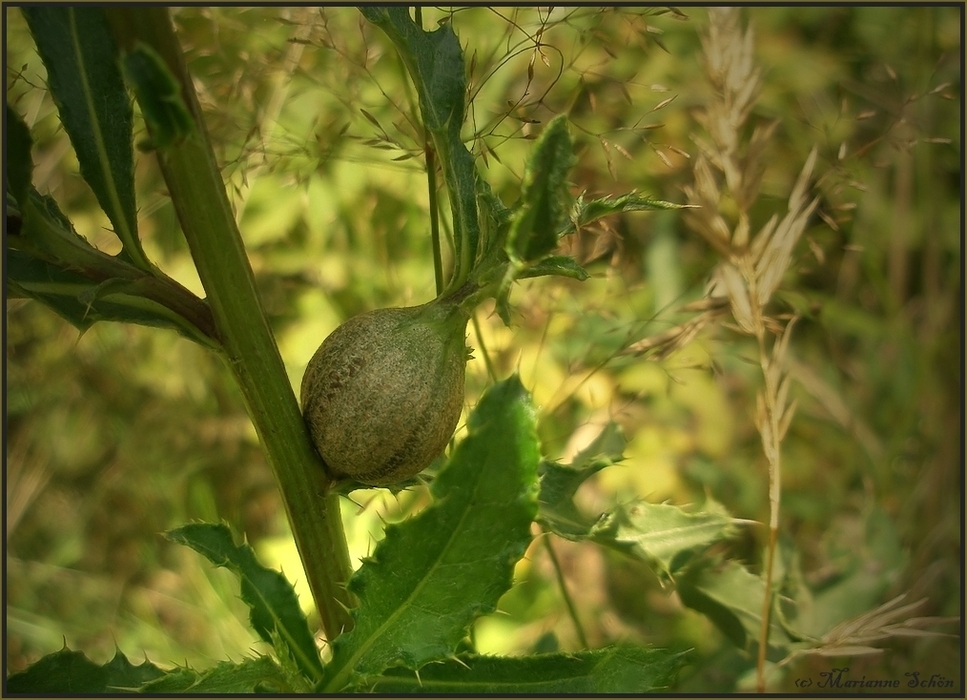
[21,6,148,270]
[537,427,745,583]
[516,255,590,281]
[121,43,194,151]
[364,645,688,694]
[678,558,794,652]
[590,499,746,581]
[101,650,167,692]
[321,376,541,691]
[360,7,480,292]
[537,462,598,539]
[6,648,165,694]
[8,185,110,275]
[476,176,513,256]
[537,421,625,539]
[571,420,627,470]
[7,247,213,347]
[138,656,291,694]
[166,522,324,684]
[22,187,79,240]
[359,7,465,134]
[563,191,694,237]
[8,184,216,346]
[508,114,576,263]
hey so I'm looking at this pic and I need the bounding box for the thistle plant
[6,6,689,693]
[6,7,959,694]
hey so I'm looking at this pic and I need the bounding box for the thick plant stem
[104,8,355,640]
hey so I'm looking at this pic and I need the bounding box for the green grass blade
[21,7,148,270]
[321,376,541,691]
[166,522,325,685]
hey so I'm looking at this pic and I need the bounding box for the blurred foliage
[5,6,961,691]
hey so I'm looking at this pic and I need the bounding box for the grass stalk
[680,8,814,690]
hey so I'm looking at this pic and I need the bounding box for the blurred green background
[5,6,961,691]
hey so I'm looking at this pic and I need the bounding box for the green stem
[413,3,442,296]
[542,531,589,649]
[470,312,496,380]
[436,136,476,294]
[104,8,355,640]
[360,8,480,296]
[426,141,444,294]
